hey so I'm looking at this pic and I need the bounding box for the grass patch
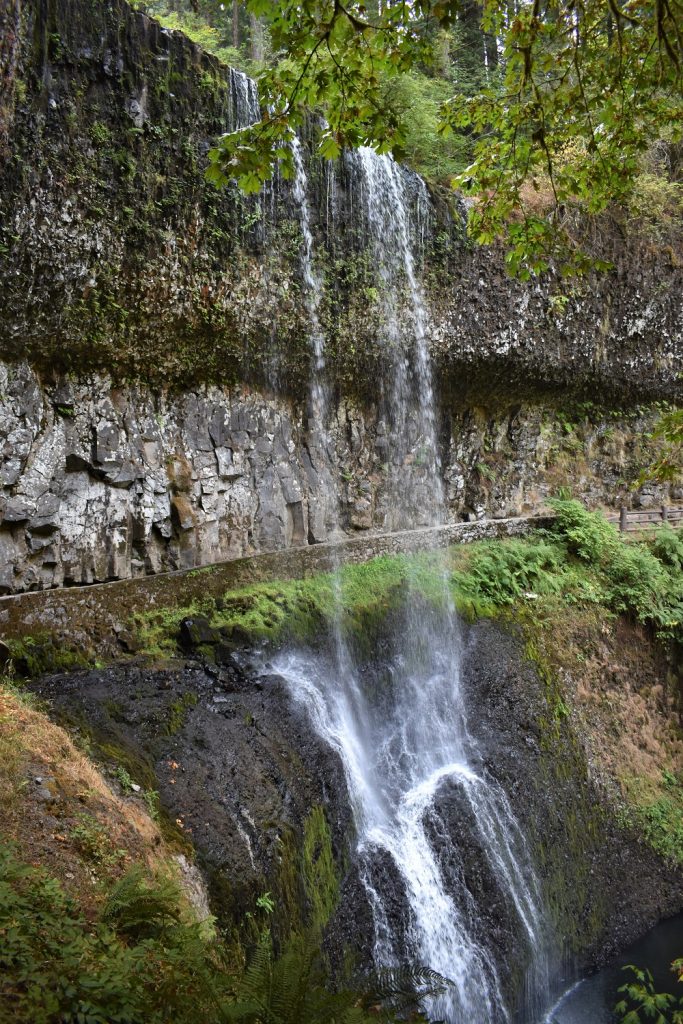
[134,551,461,656]
[133,503,683,661]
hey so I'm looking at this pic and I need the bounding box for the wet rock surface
[460,620,683,975]
[31,618,683,1008]
[34,653,354,933]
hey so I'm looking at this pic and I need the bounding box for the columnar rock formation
[0,0,681,593]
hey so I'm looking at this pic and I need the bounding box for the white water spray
[271,595,548,1023]
[352,148,444,528]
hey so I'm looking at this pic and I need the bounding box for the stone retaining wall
[0,515,553,656]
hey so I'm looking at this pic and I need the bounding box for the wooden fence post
[619,507,627,532]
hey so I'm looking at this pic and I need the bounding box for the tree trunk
[249,12,264,62]
[232,0,240,49]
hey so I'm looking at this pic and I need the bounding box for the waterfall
[222,79,550,1020]
[291,135,327,423]
[227,68,260,130]
[271,140,550,1023]
[351,148,444,530]
[290,133,341,542]
[269,593,549,1024]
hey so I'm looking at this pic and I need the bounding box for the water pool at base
[546,913,683,1023]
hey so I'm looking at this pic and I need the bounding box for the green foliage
[114,765,135,792]
[640,796,683,864]
[454,539,565,606]
[5,634,86,678]
[380,71,470,182]
[70,814,126,868]
[651,527,683,572]
[135,509,683,661]
[638,409,683,487]
[0,829,439,1023]
[302,806,338,933]
[615,964,683,1024]
[0,844,229,1024]
[135,553,451,655]
[142,788,161,822]
[548,497,618,563]
[208,0,682,273]
[548,499,683,641]
[102,867,184,941]
[223,929,436,1022]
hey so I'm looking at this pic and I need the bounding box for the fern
[102,865,183,941]
[224,931,431,1024]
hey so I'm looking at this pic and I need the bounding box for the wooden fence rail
[606,507,683,532]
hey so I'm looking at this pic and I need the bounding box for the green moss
[166,691,199,736]
[133,551,456,657]
[5,635,89,678]
[273,825,304,941]
[302,805,339,933]
[520,622,609,952]
[622,772,683,866]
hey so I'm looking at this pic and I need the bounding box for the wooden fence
[606,506,683,533]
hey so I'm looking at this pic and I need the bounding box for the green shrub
[0,845,232,1024]
[548,500,683,641]
[548,498,618,563]
[0,843,433,1024]
[455,539,565,606]
[102,866,184,941]
[651,526,683,571]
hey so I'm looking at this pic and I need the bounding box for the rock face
[0,0,681,405]
[0,358,677,594]
[0,0,680,593]
[31,617,683,1015]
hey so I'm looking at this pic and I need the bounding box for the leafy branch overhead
[207,0,682,275]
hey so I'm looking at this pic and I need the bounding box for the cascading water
[272,140,550,1022]
[227,68,260,130]
[350,148,444,530]
[290,133,340,541]
[224,74,550,1020]
[270,591,550,1024]
[291,135,327,424]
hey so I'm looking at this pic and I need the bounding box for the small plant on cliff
[548,500,683,641]
[456,539,565,607]
[0,844,228,1023]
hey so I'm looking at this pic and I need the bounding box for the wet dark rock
[220,623,255,646]
[32,660,354,940]
[178,616,221,649]
[27,615,683,1011]
[214,642,239,668]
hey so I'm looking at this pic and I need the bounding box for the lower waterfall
[266,588,551,1023]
